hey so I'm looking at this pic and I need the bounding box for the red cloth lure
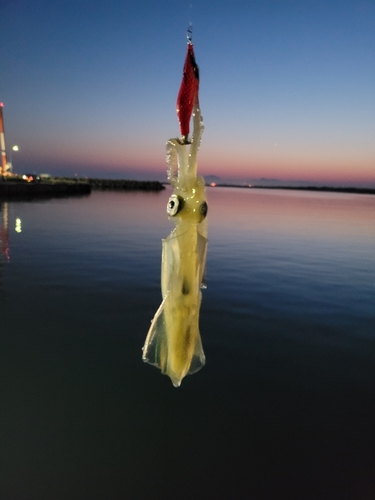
[176,42,199,143]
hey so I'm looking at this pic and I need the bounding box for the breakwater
[0,176,165,198]
[85,178,165,191]
[0,178,91,198]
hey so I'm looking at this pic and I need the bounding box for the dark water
[0,188,374,499]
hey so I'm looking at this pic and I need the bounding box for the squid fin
[142,294,206,387]
[142,297,169,372]
[187,329,206,376]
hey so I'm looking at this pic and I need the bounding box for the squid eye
[200,201,208,218]
[167,194,183,216]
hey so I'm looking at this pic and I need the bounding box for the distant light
[12,145,19,151]
[248,184,253,188]
[210,182,216,187]
[0,102,3,107]
[22,175,27,180]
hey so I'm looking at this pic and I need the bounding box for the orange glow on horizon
[18,133,374,186]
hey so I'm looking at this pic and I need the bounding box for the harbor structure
[0,103,8,175]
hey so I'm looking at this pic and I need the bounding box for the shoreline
[209,184,375,195]
[2,175,373,198]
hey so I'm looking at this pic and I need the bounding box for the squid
[142,35,208,387]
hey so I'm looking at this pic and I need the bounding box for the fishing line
[187,2,193,42]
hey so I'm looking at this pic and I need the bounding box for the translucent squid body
[142,39,207,387]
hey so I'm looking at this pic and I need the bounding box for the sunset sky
[1,0,374,186]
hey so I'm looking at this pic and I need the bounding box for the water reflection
[0,190,374,498]
[205,188,375,335]
[207,187,375,242]
[0,202,9,298]
[0,202,9,262]
[15,217,22,233]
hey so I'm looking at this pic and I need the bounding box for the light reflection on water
[0,188,374,499]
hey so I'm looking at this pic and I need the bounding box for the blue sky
[1,0,374,185]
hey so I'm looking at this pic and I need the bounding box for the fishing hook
[187,23,193,44]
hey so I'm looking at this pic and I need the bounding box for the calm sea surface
[0,188,374,499]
